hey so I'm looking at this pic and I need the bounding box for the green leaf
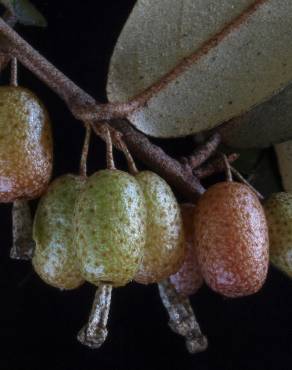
[1,0,47,27]
[220,83,292,148]
[107,0,292,138]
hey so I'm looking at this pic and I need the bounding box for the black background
[0,1,291,370]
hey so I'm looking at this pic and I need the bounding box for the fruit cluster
[33,169,185,290]
[2,85,292,352]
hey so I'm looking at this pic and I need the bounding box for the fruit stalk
[79,122,91,177]
[8,56,35,261]
[11,199,35,260]
[158,279,208,354]
[222,153,232,182]
[77,284,112,349]
[77,128,121,348]
[103,126,115,170]
[10,56,17,86]
[113,131,138,175]
[230,165,264,200]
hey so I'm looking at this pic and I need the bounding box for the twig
[77,284,112,349]
[193,153,239,179]
[0,11,17,72]
[230,165,264,200]
[158,279,208,354]
[11,199,35,260]
[182,133,221,169]
[0,0,271,114]
[79,122,91,177]
[0,18,205,200]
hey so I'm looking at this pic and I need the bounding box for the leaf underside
[221,83,292,148]
[107,0,292,139]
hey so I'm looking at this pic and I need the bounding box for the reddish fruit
[170,204,203,297]
[0,86,52,202]
[194,182,269,298]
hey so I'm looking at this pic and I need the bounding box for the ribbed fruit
[0,86,53,202]
[170,204,203,297]
[194,182,269,298]
[265,192,292,277]
[32,175,85,290]
[134,171,185,284]
[74,169,147,287]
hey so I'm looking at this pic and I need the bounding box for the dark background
[0,1,291,370]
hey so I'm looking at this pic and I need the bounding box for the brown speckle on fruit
[134,171,185,284]
[0,86,53,202]
[74,169,147,287]
[33,175,85,290]
[194,182,269,298]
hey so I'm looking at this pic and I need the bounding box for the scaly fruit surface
[134,171,185,284]
[265,192,292,277]
[0,86,52,202]
[33,175,85,290]
[74,169,146,287]
[170,204,203,297]
[194,182,269,298]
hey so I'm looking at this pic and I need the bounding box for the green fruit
[134,171,185,284]
[74,169,147,287]
[0,86,53,202]
[32,175,85,290]
[265,192,292,277]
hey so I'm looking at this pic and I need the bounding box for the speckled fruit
[32,175,85,290]
[0,86,53,202]
[194,182,269,298]
[170,204,203,297]
[74,169,147,287]
[134,171,185,284]
[265,192,292,277]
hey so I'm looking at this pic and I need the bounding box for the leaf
[107,0,292,138]
[274,141,292,192]
[220,83,292,148]
[0,0,47,27]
